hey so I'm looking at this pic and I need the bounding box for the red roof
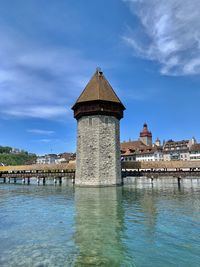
[121,140,162,156]
[190,144,200,152]
[140,123,152,138]
[121,140,147,151]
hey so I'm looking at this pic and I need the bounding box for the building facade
[120,124,197,162]
[121,140,163,162]
[190,144,200,160]
[162,139,195,161]
[121,124,163,162]
[36,154,58,164]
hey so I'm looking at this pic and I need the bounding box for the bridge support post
[27,178,30,185]
[59,177,62,185]
[42,177,46,185]
[72,174,75,185]
[54,178,57,185]
[178,176,181,187]
[3,177,6,183]
[14,177,16,184]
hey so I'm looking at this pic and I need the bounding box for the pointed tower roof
[73,68,124,106]
[72,68,125,120]
[140,123,152,137]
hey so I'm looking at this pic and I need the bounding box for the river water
[0,181,200,267]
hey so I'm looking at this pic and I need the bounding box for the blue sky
[0,0,200,155]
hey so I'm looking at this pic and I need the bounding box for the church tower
[140,123,152,146]
[72,69,125,186]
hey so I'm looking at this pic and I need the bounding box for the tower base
[75,115,122,186]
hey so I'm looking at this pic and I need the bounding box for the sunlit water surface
[0,181,200,267]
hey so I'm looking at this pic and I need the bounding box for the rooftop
[140,123,152,138]
[72,68,125,107]
[190,144,200,151]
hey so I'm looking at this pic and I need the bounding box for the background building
[121,123,197,162]
[36,152,75,164]
[121,124,163,162]
[36,154,58,164]
[140,123,152,146]
[163,138,196,161]
[190,144,200,160]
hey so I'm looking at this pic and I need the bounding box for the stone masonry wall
[75,115,121,186]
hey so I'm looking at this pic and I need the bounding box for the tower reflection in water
[74,186,131,266]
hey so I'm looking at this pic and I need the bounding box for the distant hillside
[0,146,36,166]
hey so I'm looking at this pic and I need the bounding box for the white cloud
[27,129,55,135]
[0,30,97,119]
[123,0,200,75]
[38,139,52,143]
[2,105,68,119]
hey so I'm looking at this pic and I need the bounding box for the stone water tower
[72,69,125,186]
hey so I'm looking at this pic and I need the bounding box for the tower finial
[96,67,102,76]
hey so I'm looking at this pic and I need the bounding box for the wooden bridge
[121,160,200,184]
[0,160,200,185]
[0,162,76,185]
[121,161,200,177]
[122,169,200,179]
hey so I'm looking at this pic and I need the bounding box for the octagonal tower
[72,69,125,186]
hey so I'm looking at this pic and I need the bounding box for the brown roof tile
[74,69,124,106]
[190,144,200,151]
[121,140,162,156]
[121,140,147,151]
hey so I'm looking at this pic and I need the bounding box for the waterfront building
[121,140,163,162]
[190,144,200,160]
[163,138,196,161]
[72,68,125,186]
[55,153,76,164]
[36,154,58,164]
[121,140,146,161]
[121,123,163,162]
[135,147,163,162]
[121,122,198,162]
[36,153,76,164]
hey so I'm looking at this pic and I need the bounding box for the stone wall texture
[75,115,121,186]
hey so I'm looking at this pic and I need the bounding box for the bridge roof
[0,162,76,172]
